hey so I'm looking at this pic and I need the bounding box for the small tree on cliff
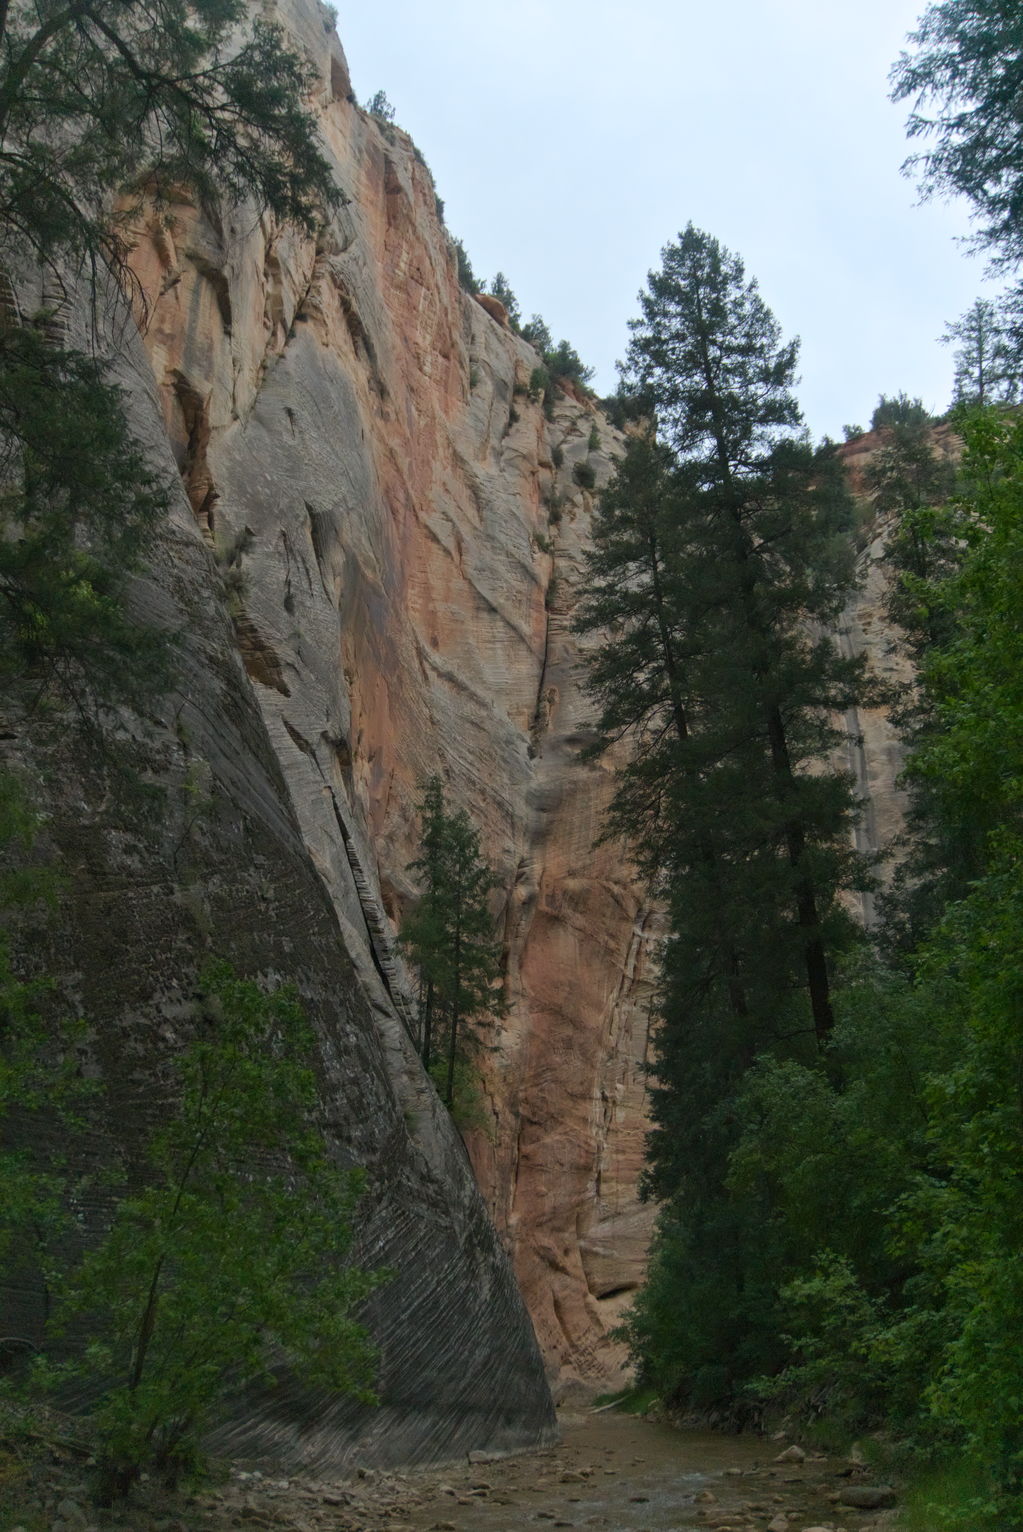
[401,778,504,1113]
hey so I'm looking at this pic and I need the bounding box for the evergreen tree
[486,272,521,330]
[579,225,868,1409]
[945,299,1005,405]
[891,0,1023,268]
[0,329,171,705]
[0,0,341,282]
[0,0,343,706]
[401,778,503,1113]
[520,313,553,355]
[617,224,865,1046]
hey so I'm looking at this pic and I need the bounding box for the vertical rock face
[1,278,557,1469]
[115,0,658,1399]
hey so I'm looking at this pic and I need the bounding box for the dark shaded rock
[840,1485,897,1509]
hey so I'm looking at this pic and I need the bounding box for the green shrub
[453,238,480,295]
[39,964,381,1502]
[588,424,601,452]
[427,1056,491,1137]
[573,460,596,490]
[528,365,550,403]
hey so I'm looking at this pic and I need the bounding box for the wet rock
[768,1517,791,1532]
[774,1447,806,1464]
[696,1489,719,1503]
[839,1486,896,1509]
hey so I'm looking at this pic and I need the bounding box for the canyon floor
[7,1411,901,1532]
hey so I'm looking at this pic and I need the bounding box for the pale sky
[335,1,1002,442]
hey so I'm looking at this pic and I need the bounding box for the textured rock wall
[0,263,557,1470]
[116,0,658,1399]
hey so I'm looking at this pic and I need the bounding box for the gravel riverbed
[5,1410,901,1532]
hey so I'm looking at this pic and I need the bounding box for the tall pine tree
[578,226,869,1408]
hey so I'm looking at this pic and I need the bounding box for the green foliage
[0,0,343,283]
[601,384,649,429]
[546,338,595,386]
[572,459,596,490]
[528,364,550,403]
[401,778,504,1112]
[0,775,76,1298]
[426,1055,490,1137]
[664,410,1023,1525]
[581,226,869,1415]
[942,296,1022,406]
[46,962,380,1502]
[0,328,171,706]
[588,424,601,452]
[365,89,397,124]
[0,0,345,714]
[891,0,1023,267]
[870,392,932,431]
[865,404,958,640]
[453,238,480,295]
[519,312,594,399]
[521,314,553,354]
[0,801,379,1505]
[486,272,521,330]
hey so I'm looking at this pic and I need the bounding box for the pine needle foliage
[401,777,503,1115]
[578,225,870,1410]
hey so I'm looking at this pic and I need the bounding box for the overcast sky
[335,1,1001,442]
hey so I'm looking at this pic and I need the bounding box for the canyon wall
[1,0,918,1452]
[117,0,658,1402]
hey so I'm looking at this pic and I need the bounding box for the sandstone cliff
[0,0,659,1432]
[2,0,917,1445]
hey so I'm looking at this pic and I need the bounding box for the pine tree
[401,779,504,1112]
[0,0,343,706]
[0,0,342,282]
[486,272,521,330]
[611,225,866,1048]
[891,0,1023,268]
[578,225,869,1408]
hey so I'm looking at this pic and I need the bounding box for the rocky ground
[1,1411,901,1532]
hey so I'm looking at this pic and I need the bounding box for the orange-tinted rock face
[126,0,655,1396]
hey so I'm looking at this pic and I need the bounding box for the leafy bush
[528,365,550,403]
[547,338,595,386]
[41,963,381,1502]
[871,392,931,431]
[573,460,596,490]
